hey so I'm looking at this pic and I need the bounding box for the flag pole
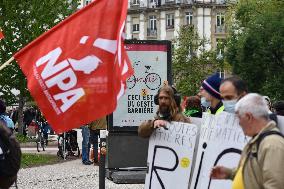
[0,56,14,71]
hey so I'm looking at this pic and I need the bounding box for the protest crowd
[0,67,284,189]
[139,73,284,189]
[0,73,284,189]
[0,0,283,189]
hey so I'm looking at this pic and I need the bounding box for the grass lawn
[16,133,36,143]
[21,153,61,168]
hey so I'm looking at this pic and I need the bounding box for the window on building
[132,24,140,32]
[216,13,225,26]
[185,12,193,25]
[85,0,92,6]
[132,0,140,5]
[216,13,225,33]
[149,15,157,30]
[166,14,175,29]
[149,0,157,7]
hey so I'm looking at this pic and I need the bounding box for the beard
[159,105,171,119]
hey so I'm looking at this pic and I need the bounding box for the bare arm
[210,166,234,180]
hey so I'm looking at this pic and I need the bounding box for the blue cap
[202,73,222,100]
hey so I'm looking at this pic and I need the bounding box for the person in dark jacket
[23,107,35,135]
[11,108,18,125]
[0,115,21,189]
[273,101,284,116]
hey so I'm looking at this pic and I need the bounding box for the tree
[226,0,284,100]
[0,0,78,133]
[172,25,228,97]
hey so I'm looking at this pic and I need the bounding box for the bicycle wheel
[145,73,161,90]
[126,75,136,89]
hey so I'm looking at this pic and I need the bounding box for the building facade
[126,0,229,50]
[77,0,92,9]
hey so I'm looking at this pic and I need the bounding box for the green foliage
[173,25,224,96]
[226,0,284,100]
[0,0,79,105]
[15,133,30,143]
[21,153,60,168]
[16,133,36,143]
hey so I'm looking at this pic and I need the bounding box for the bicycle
[57,130,80,159]
[126,64,162,90]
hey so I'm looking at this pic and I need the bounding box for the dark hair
[154,86,181,107]
[154,85,182,117]
[221,76,248,95]
[0,99,6,114]
[186,96,201,110]
[184,96,202,117]
[273,101,284,116]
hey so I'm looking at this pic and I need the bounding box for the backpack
[0,115,15,129]
[252,130,284,159]
[0,121,21,178]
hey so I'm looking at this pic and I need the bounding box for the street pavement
[19,147,144,189]
[17,158,144,189]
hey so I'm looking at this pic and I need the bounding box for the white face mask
[201,97,211,108]
[222,99,238,113]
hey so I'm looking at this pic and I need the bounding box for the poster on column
[145,121,198,189]
[189,112,248,189]
[111,40,171,131]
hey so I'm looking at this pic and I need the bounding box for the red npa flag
[14,0,133,133]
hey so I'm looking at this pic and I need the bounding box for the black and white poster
[190,112,248,189]
[112,41,171,129]
[145,121,198,189]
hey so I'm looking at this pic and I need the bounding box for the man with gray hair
[210,93,284,189]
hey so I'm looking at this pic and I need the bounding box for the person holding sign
[138,85,190,138]
[210,93,284,189]
[201,73,224,115]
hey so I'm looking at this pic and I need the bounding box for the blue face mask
[201,97,211,108]
[222,99,238,113]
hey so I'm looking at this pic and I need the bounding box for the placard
[190,112,248,189]
[145,121,198,189]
